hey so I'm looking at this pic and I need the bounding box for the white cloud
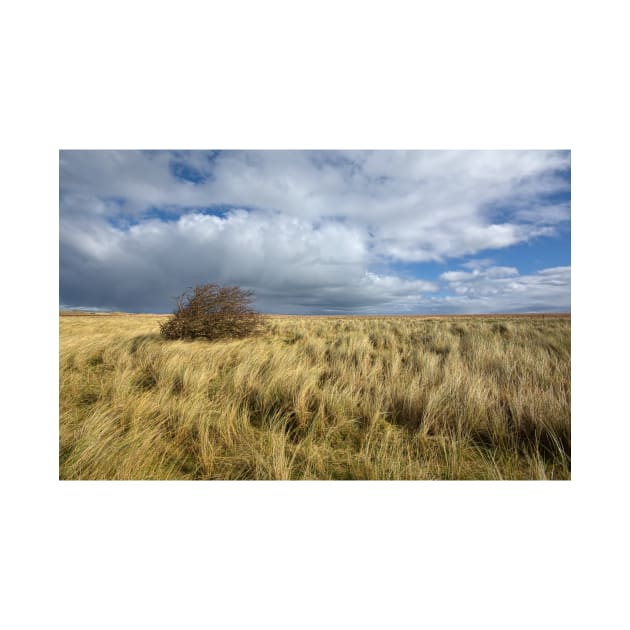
[514,201,571,224]
[60,150,570,312]
[461,258,495,270]
[60,209,438,313]
[434,265,571,313]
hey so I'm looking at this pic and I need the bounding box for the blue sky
[59,150,570,314]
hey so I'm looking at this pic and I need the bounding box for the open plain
[59,313,570,480]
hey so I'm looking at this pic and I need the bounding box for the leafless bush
[160,284,266,341]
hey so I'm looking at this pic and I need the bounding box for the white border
[4,1,628,628]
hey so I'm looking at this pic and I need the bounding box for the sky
[59,150,570,314]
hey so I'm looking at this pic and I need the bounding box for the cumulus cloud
[59,150,570,313]
[60,208,438,313]
[432,265,571,313]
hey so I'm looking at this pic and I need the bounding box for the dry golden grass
[59,313,570,479]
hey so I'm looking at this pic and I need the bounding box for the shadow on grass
[129,333,163,354]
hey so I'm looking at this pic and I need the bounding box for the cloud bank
[60,150,570,313]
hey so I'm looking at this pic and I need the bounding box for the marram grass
[59,314,570,480]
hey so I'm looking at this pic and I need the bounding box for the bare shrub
[160,284,266,341]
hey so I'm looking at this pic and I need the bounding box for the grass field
[59,313,570,480]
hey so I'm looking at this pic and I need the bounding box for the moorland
[59,313,570,480]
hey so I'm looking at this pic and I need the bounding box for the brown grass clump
[59,314,570,480]
[159,284,266,341]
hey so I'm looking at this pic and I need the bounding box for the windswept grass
[59,314,570,479]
